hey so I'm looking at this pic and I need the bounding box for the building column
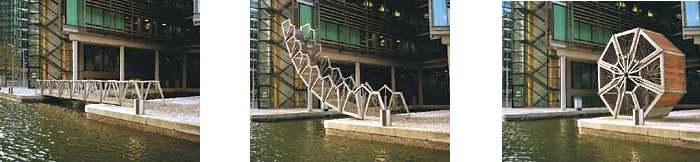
[418,70,424,105]
[72,40,78,80]
[355,62,361,86]
[390,65,396,90]
[560,56,567,110]
[182,54,187,88]
[119,46,125,81]
[155,50,160,81]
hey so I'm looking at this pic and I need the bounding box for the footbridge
[282,20,410,124]
[35,80,165,107]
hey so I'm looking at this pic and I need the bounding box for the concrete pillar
[355,62,361,86]
[307,88,313,111]
[391,66,396,90]
[119,46,125,81]
[72,41,78,80]
[560,56,567,110]
[182,54,187,88]
[418,70,424,105]
[155,50,160,81]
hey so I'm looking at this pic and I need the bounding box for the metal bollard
[134,99,145,115]
[8,87,12,95]
[380,109,391,126]
[633,108,644,125]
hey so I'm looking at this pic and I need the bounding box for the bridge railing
[35,80,165,106]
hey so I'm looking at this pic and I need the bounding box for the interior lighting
[616,1,626,9]
[379,5,385,12]
[162,23,167,26]
[364,1,373,8]
[647,10,653,18]
[145,19,149,22]
[632,5,639,13]
[394,10,401,17]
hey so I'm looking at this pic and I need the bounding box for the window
[572,62,597,89]
[326,22,338,41]
[579,22,591,41]
[685,1,700,27]
[66,0,78,25]
[591,26,600,43]
[553,4,567,41]
[432,0,449,26]
[299,4,313,27]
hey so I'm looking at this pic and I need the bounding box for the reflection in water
[503,118,700,162]
[0,100,199,161]
[251,119,449,162]
[127,137,147,161]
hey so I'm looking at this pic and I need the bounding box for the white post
[560,56,567,111]
[155,50,160,81]
[391,65,396,90]
[119,46,125,81]
[418,70,424,105]
[182,54,187,88]
[355,62,361,87]
[307,87,313,112]
[72,40,78,80]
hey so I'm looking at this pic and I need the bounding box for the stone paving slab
[578,109,700,149]
[250,108,345,122]
[503,107,610,121]
[324,110,449,151]
[85,104,199,142]
[0,87,43,102]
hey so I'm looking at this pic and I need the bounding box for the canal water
[250,118,450,162]
[503,118,700,162]
[0,100,199,161]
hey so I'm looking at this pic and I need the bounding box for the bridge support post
[380,109,391,126]
[134,99,145,115]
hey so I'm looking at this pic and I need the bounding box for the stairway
[281,20,410,120]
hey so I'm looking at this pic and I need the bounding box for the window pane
[579,23,591,41]
[553,4,567,41]
[432,0,449,26]
[66,0,78,25]
[685,1,700,27]
[573,21,579,40]
[299,4,313,27]
[591,25,600,43]
[572,62,581,88]
[326,22,338,41]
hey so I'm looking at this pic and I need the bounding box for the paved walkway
[503,107,610,121]
[0,87,43,102]
[89,96,201,124]
[579,109,700,150]
[324,110,450,150]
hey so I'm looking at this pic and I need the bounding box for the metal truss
[36,80,165,107]
[281,19,410,120]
